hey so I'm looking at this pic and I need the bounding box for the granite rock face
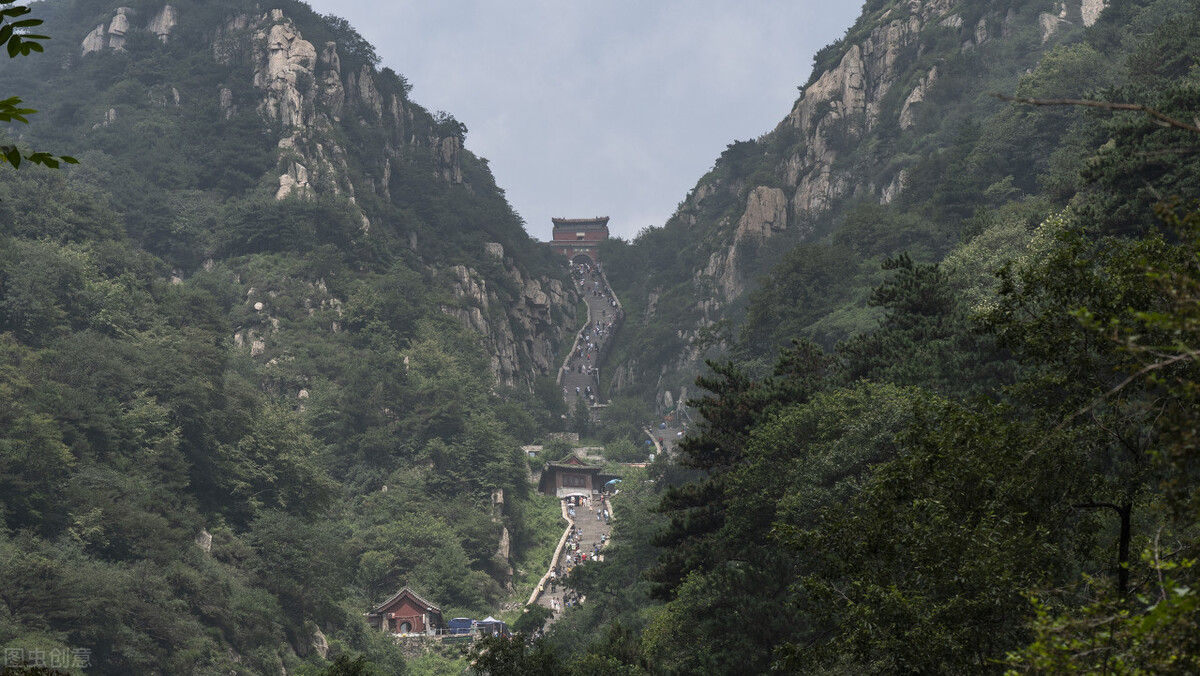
[702,186,789,302]
[81,6,133,54]
[689,0,1111,310]
[254,14,317,128]
[440,261,579,387]
[611,0,1111,403]
[75,5,582,388]
[147,5,177,42]
[684,1,966,309]
[81,5,178,55]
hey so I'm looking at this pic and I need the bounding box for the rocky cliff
[699,0,1109,304]
[74,3,577,388]
[606,0,1110,407]
[441,245,578,387]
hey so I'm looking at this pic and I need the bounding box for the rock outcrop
[147,5,178,43]
[211,8,571,385]
[440,260,578,386]
[81,7,132,54]
[195,528,212,554]
[610,0,1115,405]
[76,5,579,389]
[255,15,317,128]
[226,10,468,202]
[900,66,938,130]
[681,0,1112,307]
[701,186,788,302]
[676,4,961,307]
[1039,11,1069,43]
[275,160,312,200]
[81,5,177,55]
[1041,0,1109,42]
[780,0,958,218]
[311,629,328,660]
[1081,0,1107,27]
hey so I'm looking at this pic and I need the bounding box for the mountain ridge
[602,0,1114,408]
[0,1,590,671]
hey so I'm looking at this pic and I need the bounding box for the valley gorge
[4,0,1200,673]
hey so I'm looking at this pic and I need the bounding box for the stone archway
[571,253,596,266]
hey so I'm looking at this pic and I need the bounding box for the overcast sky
[302,1,862,241]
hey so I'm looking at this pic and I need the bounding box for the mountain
[535,0,1200,673]
[0,0,582,672]
[15,0,581,388]
[7,0,1200,673]
[602,0,1128,407]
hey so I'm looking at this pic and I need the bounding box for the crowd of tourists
[538,492,613,620]
[560,261,622,407]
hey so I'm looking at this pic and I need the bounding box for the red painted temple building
[364,587,445,636]
[549,216,609,264]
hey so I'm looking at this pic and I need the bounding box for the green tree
[470,635,561,676]
[837,252,1015,400]
[217,403,337,521]
[601,439,643,463]
[1005,203,1200,673]
[642,383,920,674]
[316,655,383,676]
[511,604,552,635]
[780,400,1088,674]
[648,340,830,601]
[738,242,861,358]
[0,335,73,531]
[0,3,75,170]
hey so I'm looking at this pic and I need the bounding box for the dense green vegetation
[0,0,577,673]
[479,0,1200,673]
[7,0,1200,673]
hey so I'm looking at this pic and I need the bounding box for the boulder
[107,8,131,51]
[1081,0,1107,27]
[147,5,177,43]
[195,528,212,554]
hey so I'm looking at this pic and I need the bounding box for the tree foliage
[0,2,581,672]
[0,2,75,170]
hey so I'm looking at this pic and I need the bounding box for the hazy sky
[303,1,862,241]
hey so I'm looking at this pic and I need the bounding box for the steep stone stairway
[557,262,623,413]
[520,262,625,630]
[532,495,612,627]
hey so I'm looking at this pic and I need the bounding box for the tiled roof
[545,453,602,471]
[372,586,442,615]
[545,461,603,472]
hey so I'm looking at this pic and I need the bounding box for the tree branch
[992,94,1200,135]
[1064,351,1195,427]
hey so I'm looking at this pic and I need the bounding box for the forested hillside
[603,0,1158,403]
[0,0,577,673]
[505,0,1200,673]
[8,0,1200,673]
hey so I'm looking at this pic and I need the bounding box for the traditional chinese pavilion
[549,217,609,264]
[364,587,445,636]
[537,453,619,498]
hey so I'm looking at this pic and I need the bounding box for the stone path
[558,262,622,411]
[646,422,685,460]
[524,261,624,630]
[533,494,613,627]
[517,260,694,635]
